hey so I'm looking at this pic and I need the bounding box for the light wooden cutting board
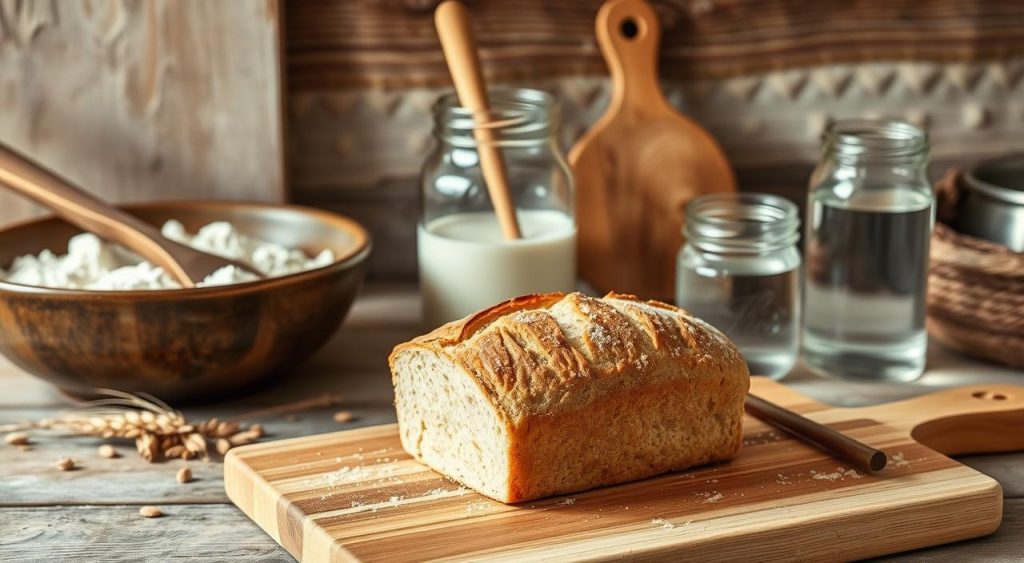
[225,378,1024,562]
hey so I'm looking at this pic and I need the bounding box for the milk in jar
[419,210,575,326]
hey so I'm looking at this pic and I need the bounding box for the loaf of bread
[389,292,749,503]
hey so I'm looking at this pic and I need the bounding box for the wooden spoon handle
[596,0,667,112]
[0,143,198,287]
[434,1,521,240]
[853,384,1024,456]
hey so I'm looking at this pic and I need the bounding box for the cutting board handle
[596,0,668,112]
[854,384,1024,456]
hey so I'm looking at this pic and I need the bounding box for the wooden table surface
[1,283,1021,562]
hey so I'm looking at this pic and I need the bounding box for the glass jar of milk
[419,88,576,327]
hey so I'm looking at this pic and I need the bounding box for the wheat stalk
[34,390,256,462]
[2,390,344,462]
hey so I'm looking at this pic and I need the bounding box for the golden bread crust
[390,292,747,424]
[389,291,750,503]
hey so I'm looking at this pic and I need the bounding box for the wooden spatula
[0,142,259,288]
[570,0,736,300]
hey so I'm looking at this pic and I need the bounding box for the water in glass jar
[677,261,800,378]
[803,187,933,382]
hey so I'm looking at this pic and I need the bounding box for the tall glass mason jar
[676,193,801,379]
[419,88,576,327]
[803,119,934,382]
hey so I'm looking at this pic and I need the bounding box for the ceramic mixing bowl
[0,201,370,403]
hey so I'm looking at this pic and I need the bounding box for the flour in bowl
[0,220,335,290]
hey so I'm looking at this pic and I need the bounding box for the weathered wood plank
[0,505,293,563]
[0,406,396,506]
[0,0,285,225]
[2,500,1022,562]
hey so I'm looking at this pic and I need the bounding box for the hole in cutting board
[972,390,1008,401]
[620,18,640,39]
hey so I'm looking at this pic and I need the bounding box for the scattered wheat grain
[216,421,240,438]
[5,432,29,446]
[55,457,76,471]
[135,434,159,462]
[98,444,120,458]
[228,429,259,446]
[139,506,163,518]
[176,466,193,484]
[333,411,355,423]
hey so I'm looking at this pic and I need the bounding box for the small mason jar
[676,193,801,378]
[803,119,933,382]
[419,88,576,327]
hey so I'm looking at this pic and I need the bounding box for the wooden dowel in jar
[434,1,522,240]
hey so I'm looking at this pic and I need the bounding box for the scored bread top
[390,292,747,424]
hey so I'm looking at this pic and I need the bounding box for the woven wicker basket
[928,169,1024,368]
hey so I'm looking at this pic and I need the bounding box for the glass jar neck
[433,88,559,149]
[685,193,800,255]
[822,119,929,167]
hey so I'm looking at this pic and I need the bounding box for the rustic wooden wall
[285,0,1024,278]
[0,0,285,224]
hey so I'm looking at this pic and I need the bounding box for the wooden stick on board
[746,393,888,474]
[434,1,522,240]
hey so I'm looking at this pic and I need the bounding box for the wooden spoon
[569,0,736,299]
[0,143,259,288]
[434,0,521,240]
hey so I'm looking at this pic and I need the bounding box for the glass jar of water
[676,193,801,379]
[803,119,933,382]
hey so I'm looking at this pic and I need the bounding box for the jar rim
[823,118,929,160]
[686,192,798,226]
[433,87,559,147]
[684,193,800,254]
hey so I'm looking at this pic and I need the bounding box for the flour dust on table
[0,220,335,290]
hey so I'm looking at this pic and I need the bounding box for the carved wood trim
[286,0,1024,90]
